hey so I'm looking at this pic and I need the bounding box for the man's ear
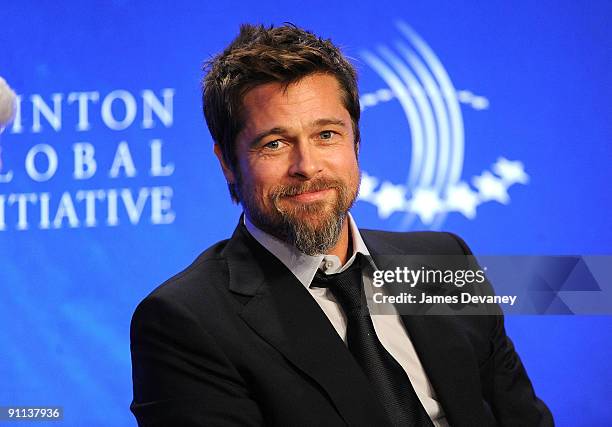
[213,144,236,184]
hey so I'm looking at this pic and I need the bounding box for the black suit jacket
[130,223,553,426]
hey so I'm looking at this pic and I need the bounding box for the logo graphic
[357,21,528,229]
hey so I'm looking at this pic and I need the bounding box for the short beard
[278,202,346,256]
[242,177,357,256]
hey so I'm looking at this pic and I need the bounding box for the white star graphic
[445,182,480,219]
[409,188,443,224]
[358,172,379,201]
[493,157,529,185]
[473,171,510,204]
[372,181,407,219]
[358,154,528,221]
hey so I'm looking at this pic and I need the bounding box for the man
[130,24,553,426]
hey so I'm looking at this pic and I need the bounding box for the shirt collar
[244,212,372,289]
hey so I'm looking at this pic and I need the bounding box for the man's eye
[263,140,282,150]
[320,130,334,140]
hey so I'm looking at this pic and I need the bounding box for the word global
[0,139,174,183]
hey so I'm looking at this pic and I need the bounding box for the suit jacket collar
[222,220,488,427]
[221,221,391,426]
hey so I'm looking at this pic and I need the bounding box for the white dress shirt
[244,213,449,427]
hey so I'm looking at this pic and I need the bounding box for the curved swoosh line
[396,21,464,188]
[378,45,436,189]
[361,49,425,189]
[396,41,451,193]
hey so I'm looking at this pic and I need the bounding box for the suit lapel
[222,224,391,426]
[362,230,488,427]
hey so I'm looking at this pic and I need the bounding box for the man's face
[219,73,360,255]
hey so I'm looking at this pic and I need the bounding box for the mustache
[270,178,343,199]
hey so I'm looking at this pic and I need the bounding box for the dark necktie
[312,256,434,427]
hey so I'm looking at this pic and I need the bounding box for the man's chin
[246,201,346,255]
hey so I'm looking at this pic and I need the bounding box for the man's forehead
[243,74,343,105]
[239,74,349,130]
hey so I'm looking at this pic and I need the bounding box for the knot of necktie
[312,255,365,313]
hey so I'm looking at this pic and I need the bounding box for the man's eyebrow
[250,127,288,147]
[312,118,347,128]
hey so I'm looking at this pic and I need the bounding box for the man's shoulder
[134,237,238,319]
[359,228,472,255]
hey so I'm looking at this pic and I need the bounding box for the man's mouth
[284,188,335,203]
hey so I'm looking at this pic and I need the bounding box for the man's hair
[202,23,360,202]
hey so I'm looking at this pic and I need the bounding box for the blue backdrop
[1,1,611,425]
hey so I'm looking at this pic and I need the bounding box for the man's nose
[288,141,322,179]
